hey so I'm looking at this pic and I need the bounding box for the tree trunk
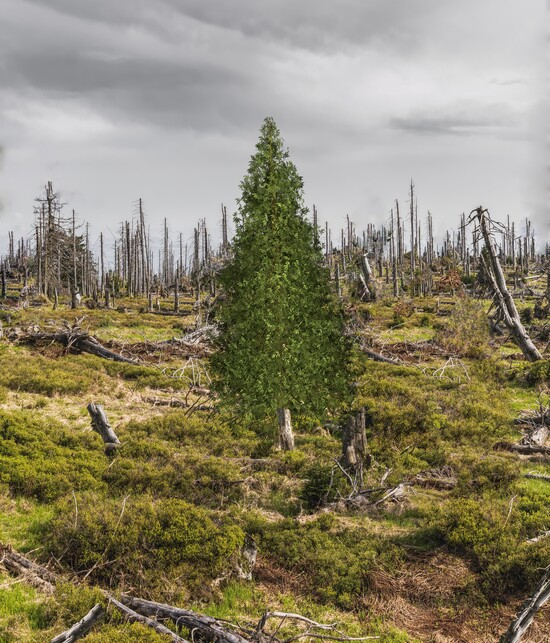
[277,408,295,451]
[87,403,120,453]
[341,408,370,472]
[51,604,105,643]
[500,566,550,643]
[359,253,377,300]
[474,207,541,361]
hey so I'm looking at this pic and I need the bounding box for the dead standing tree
[471,207,542,362]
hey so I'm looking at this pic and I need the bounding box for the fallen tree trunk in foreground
[1,542,375,643]
[51,604,105,643]
[500,566,550,643]
[108,596,189,643]
[120,595,250,643]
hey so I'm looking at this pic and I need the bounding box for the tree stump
[87,403,120,454]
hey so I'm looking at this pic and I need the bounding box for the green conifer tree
[212,117,351,450]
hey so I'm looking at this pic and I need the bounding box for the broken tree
[471,206,541,361]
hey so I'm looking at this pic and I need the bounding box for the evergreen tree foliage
[212,117,350,435]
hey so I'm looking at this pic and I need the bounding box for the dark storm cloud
[23,0,442,52]
[390,103,518,137]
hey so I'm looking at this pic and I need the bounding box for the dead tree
[341,408,371,488]
[500,566,550,643]
[51,604,105,643]
[359,252,377,300]
[472,207,542,361]
[87,403,120,453]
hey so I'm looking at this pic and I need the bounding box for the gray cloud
[0,0,546,249]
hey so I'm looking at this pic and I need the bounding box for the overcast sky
[0,0,547,256]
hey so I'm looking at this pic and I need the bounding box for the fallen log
[0,543,56,594]
[494,442,550,455]
[51,603,105,643]
[108,596,189,643]
[120,595,250,643]
[361,347,402,366]
[500,565,550,643]
[14,328,139,364]
[524,472,550,482]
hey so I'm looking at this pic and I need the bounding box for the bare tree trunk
[277,408,295,451]
[52,604,105,643]
[87,403,120,453]
[359,253,377,300]
[500,566,550,643]
[341,408,370,475]
[474,207,541,361]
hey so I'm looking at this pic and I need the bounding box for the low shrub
[0,410,105,502]
[44,494,245,599]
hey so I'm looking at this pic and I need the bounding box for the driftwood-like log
[500,566,550,643]
[120,595,250,643]
[51,604,105,643]
[0,543,56,594]
[108,596,189,643]
[87,403,120,452]
[494,442,550,455]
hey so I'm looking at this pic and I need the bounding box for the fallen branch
[361,347,402,366]
[0,543,56,594]
[108,596,189,643]
[500,565,550,643]
[494,442,550,455]
[524,472,550,483]
[119,595,250,643]
[51,603,105,643]
[527,530,550,544]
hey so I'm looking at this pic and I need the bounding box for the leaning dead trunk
[473,207,541,361]
[87,403,120,453]
[359,253,377,300]
[500,565,550,643]
[277,408,295,451]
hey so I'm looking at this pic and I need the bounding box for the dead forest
[0,180,549,642]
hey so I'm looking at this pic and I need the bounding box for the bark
[474,207,541,361]
[494,442,550,455]
[87,403,120,452]
[277,407,295,451]
[51,604,105,643]
[119,595,250,643]
[0,543,56,594]
[500,566,550,643]
[108,596,189,643]
[341,409,370,472]
[519,425,549,447]
[359,253,377,300]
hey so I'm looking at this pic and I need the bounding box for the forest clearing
[0,119,549,642]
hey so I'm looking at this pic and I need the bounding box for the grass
[0,290,548,640]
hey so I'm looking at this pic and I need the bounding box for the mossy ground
[0,290,548,641]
